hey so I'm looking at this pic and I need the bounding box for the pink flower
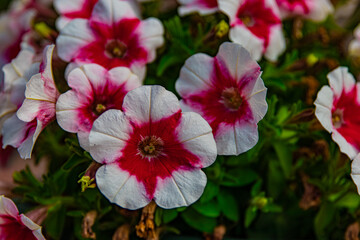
[276,0,333,22]
[0,195,45,240]
[56,0,164,81]
[89,85,217,209]
[2,45,58,159]
[175,42,268,155]
[218,0,285,61]
[56,64,141,151]
[314,67,360,160]
[177,0,218,16]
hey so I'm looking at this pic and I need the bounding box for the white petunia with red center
[276,0,333,22]
[6,44,59,159]
[315,67,360,160]
[0,195,45,240]
[56,0,164,81]
[56,64,141,151]
[218,0,285,61]
[177,0,218,16]
[89,85,217,209]
[175,42,268,155]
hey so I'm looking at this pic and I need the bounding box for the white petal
[137,18,164,63]
[0,195,19,218]
[178,0,218,16]
[56,90,85,133]
[56,19,95,62]
[351,154,360,194]
[175,53,213,98]
[175,112,217,168]
[246,75,268,122]
[218,0,240,23]
[314,85,334,133]
[216,42,260,82]
[89,109,133,164]
[122,85,181,125]
[96,164,150,210]
[108,67,141,90]
[91,0,138,26]
[332,130,358,160]
[215,121,259,155]
[327,67,355,98]
[154,168,207,208]
[264,25,285,62]
[229,25,263,61]
[54,0,87,16]
[78,131,91,152]
[307,0,333,22]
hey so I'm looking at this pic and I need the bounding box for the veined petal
[89,109,133,164]
[122,85,181,125]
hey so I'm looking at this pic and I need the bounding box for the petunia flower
[314,67,360,160]
[0,49,40,159]
[276,0,333,22]
[56,0,164,81]
[13,44,59,159]
[0,195,45,240]
[89,85,217,209]
[177,0,218,16]
[218,0,285,61]
[56,64,141,151]
[175,42,268,155]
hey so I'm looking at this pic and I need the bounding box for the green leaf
[163,209,178,224]
[221,168,258,187]
[181,208,217,233]
[244,207,257,228]
[217,190,239,222]
[262,203,282,213]
[200,181,219,203]
[273,142,292,179]
[335,192,360,209]
[62,154,88,172]
[314,202,336,240]
[66,210,84,217]
[155,208,163,227]
[156,53,183,77]
[193,199,221,218]
[44,203,66,239]
[251,180,263,197]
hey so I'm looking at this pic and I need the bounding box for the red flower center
[332,109,343,129]
[0,215,37,240]
[137,135,164,158]
[220,87,243,111]
[105,40,127,59]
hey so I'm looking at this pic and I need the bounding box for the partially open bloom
[0,195,45,239]
[218,0,285,61]
[175,42,268,155]
[89,85,217,209]
[314,67,360,160]
[56,64,141,151]
[56,0,164,81]
[0,49,40,159]
[4,44,58,159]
[276,0,333,22]
[349,24,360,58]
[177,0,218,16]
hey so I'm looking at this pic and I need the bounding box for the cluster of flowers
[0,0,359,238]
